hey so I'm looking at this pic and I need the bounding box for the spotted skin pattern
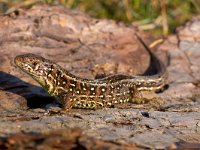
[14,35,167,110]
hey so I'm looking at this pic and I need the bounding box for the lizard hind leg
[130,88,165,108]
[129,88,148,104]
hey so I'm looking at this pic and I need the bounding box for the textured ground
[0,5,200,149]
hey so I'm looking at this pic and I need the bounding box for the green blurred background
[0,0,200,36]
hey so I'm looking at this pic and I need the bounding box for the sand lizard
[14,35,168,110]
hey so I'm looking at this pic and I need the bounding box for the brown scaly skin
[14,35,168,110]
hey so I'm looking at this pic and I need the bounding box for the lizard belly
[53,82,133,109]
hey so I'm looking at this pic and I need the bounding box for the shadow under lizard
[14,34,168,110]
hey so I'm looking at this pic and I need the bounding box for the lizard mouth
[14,54,49,87]
[15,55,38,77]
[14,55,23,67]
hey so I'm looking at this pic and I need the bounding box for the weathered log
[0,4,200,149]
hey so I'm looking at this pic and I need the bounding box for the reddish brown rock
[0,5,155,111]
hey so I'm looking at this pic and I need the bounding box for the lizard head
[14,54,53,86]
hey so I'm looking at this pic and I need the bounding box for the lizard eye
[33,62,40,70]
[33,62,37,66]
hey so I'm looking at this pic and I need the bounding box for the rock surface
[0,5,200,149]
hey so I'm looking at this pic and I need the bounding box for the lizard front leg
[61,94,74,111]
